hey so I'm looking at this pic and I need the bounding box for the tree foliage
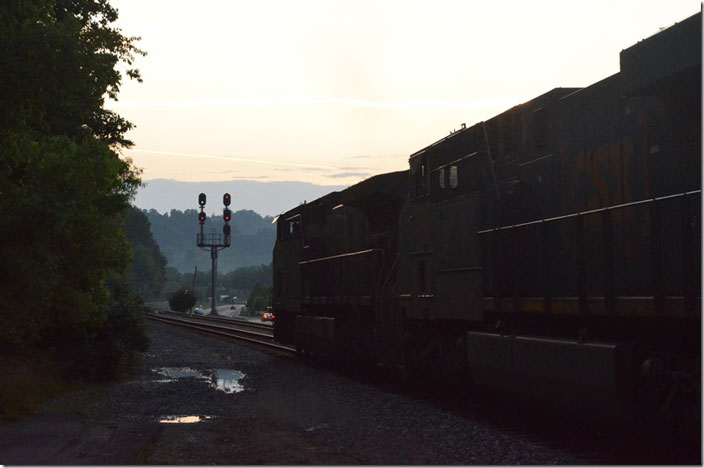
[222,263,272,291]
[0,0,145,145]
[145,208,275,273]
[124,207,167,300]
[0,0,147,379]
[168,288,197,313]
[170,264,272,307]
[246,282,271,313]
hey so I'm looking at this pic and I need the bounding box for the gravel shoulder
[1,321,590,465]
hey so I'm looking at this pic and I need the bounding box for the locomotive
[272,12,701,424]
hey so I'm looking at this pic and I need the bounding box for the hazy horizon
[133,178,350,217]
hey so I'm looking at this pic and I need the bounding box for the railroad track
[146,311,295,354]
[156,309,274,330]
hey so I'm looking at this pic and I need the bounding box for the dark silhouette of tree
[168,288,197,313]
[124,207,168,300]
[0,0,147,379]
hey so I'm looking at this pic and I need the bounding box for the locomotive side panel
[480,11,701,316]
[432,192,483,322]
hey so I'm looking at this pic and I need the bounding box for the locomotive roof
[408,87,580,161]
[408,10,701,163]
[277,170,408,219]
[341,170,408,204]
[620,11,701,96]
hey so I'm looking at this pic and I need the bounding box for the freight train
[272,13,701,425]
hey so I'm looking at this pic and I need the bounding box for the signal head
[198,211,206,224]
[223,193,231,207]
[223,224,231,235]
[223,208,232,223]
[198,193,207,207]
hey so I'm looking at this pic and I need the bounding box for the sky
[108,0,701,188]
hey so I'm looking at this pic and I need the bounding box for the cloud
[325,172,373,179]
[109,96,521,110]
[271,166,330,173]
[343,153,407,161]
[199,171,273,180]
[125,148,336,170]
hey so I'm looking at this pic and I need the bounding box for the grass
[0,354,74,421]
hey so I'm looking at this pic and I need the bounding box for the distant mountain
[144,208,277,273]
[134,179,348,216]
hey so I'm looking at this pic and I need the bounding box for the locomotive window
[449,165,458,189]
[289,220,300,237]
[280,215,302,241]
[439,167,446,189]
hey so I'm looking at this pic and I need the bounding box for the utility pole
[196,192,232,316]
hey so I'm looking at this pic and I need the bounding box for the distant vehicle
[261,312,275,322]
[193,307,206,316]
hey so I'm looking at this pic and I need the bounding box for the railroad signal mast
[197,192,232,316]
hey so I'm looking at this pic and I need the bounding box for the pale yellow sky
[108,0,701,187]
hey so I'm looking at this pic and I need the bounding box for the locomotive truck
[272,12,701,425]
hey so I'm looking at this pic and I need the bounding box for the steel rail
[156,309,273,331]
[147,313,295,353]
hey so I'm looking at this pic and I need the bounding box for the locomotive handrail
[476,190,701,235]
[298,248,382,265]
[480,189,701,317]
[482,121,501,200]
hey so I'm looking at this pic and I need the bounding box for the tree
[0,0,147,377]
[124,207,167,300]
[144,208,276,273]
[168,288,197,313]
[0,0,145,144]
[246,282,271,314]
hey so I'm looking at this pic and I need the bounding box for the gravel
[65,321,593,464]
[8,320,649,464]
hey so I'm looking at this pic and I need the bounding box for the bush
[168,287,196,312]
[90,280,150,380]
[246,282,271,313]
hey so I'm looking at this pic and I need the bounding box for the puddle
[212,369,245,393]
[154,367,207,380]
[152,367,245,393]
[160,415,213,424]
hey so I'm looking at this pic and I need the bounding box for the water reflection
[152,367,245,393]
[212,369,245,393]
[154,367,207,380]
[160,415,213,424]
